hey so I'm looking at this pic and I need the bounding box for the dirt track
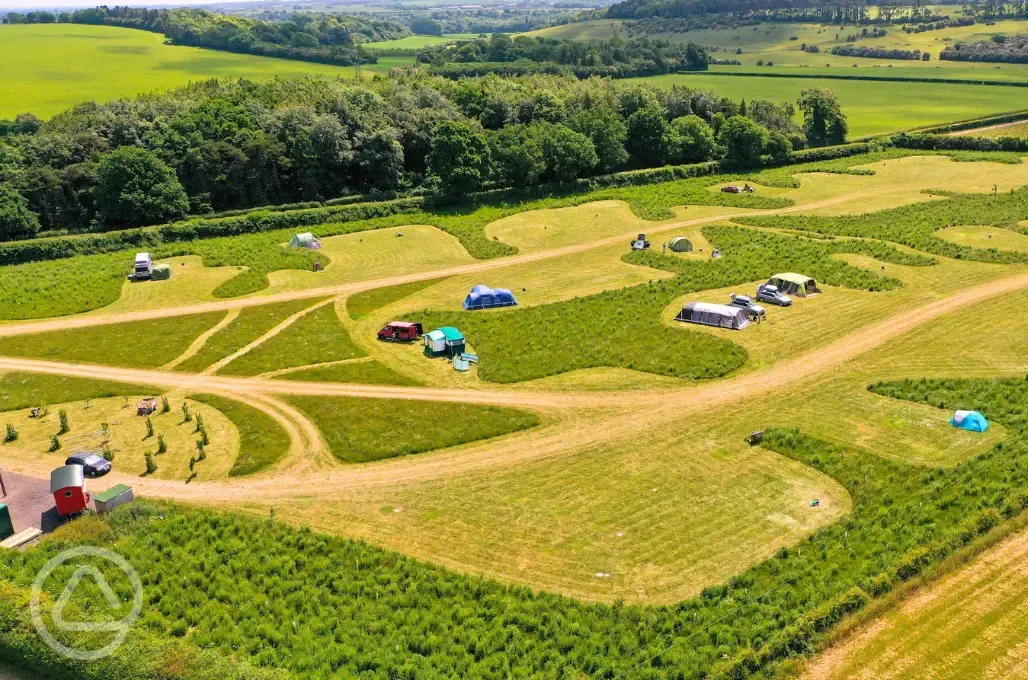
[0,195,864,340]
[4,267,1028,504]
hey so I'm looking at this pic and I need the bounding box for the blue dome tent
[463,284,518,310]
[951,410,989,432]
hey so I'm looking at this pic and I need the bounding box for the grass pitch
[0,24,361,119]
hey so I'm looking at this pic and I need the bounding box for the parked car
[65,453,111,478]
[729,294,766,321]
[756,284,792,307]
[630,233,650,251]
[377,321,424,342]
[720,184,755,194]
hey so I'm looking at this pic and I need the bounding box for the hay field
[0,24,359,119]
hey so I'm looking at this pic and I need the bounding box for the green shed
[0,505,12,541]
[94,484,134,515]
[151,264,172,281]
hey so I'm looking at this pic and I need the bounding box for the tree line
[2,6,405,67]
[417,33,710,78]
[0,73,846,240]
[941,34,1028,63]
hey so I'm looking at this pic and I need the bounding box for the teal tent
[951,410,988,432]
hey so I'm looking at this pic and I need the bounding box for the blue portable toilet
[463,285,518,310]
[951,410,989,432]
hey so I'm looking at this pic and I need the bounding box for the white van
[134,253,154,280]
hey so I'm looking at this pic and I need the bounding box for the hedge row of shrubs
[916,109,1028,134]
[891,132,1028,152]
[693,70,1028,87]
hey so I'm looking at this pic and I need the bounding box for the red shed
[51,465,89,517]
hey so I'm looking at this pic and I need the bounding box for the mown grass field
[3,152,1028,676]
[0,24,362,119]
[190,393,291,476]
[363,33,478,50]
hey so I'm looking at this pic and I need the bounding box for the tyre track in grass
[3,267,1028,502]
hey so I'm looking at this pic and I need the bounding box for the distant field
[639,73,1028,137]
[972,120,1028,138]
[0,24,362,118]
[364,33,479,50]
[532,18,1028,81]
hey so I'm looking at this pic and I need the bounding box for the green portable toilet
[0,505,13,541]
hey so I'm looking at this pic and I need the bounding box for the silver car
[756,284,792,307]
[729,294,766,321]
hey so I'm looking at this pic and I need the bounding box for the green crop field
[639,73,1028,137]
[363,33,478,50]
[531,18,1028,80]
[0,24,368,119]
[2,151,1028,679]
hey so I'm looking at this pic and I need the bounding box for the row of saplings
[3,397,218,518]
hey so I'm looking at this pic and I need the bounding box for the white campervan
[134,253,154,280]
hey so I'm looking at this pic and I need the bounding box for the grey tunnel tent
[289,232,321,249]
[669,236,692,253]
[674,302,750,330]
[765,273,821,298]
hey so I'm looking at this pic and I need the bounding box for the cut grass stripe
[174,298,325,373]
[284,394,540,463]
[0,312,226,369]
[190,393,290,476]
[217,303,364,376]
[347,277,449,320]
[278,360,423,386]
[0,372,161,412]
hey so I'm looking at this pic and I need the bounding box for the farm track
[947,119,1028,136]
[4,267,1028,503]
[0,194,866,340]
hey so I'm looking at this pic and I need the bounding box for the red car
[377,321,423,342]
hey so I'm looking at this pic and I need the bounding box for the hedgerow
[8,374,1028,678]
[417,225,930,383]
[737,185,1028,263]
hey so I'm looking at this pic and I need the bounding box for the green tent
[424,327,466,357]
[151,264,172,281]
[669,236,692,252]
[288,233,321,249]
[765,273,821,297]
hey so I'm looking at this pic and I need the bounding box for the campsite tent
[151,264,172,281]
[289,233,321,249]
[951,410,989,432]
[674,302,750,330]
[766,273,820,297]
[669,236,693,252]
[424,327,466,357]
[463,285,518,310]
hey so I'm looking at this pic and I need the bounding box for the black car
[65,453,111,477]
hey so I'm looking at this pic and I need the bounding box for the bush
[3,424,17,443]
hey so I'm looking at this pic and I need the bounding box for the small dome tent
[289,233,321,249]
[674,302,750,330]
[766,273,820,297]
[951,410,989,432]
[669,236,692,252]
[463,285,518,310]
